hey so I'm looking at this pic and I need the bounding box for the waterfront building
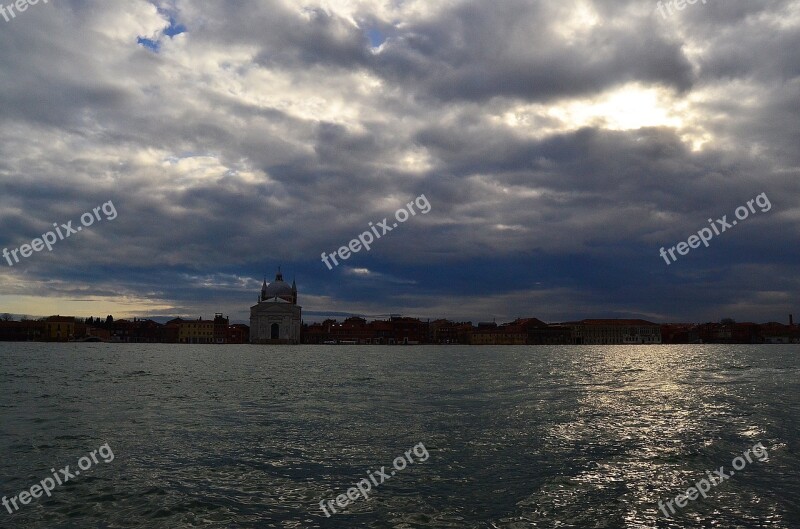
[386,316,428,344]
[660,323,701,344]
[227,324,250,344]
[161,318,184,343]
[299,316,430,344]
[368,319,394,344]
[109,319,135,342]
[760,322,793,344]
[44,316,75,342]
[430,320,474,344]
[695,321,760,344]
[327,317,372,344]
[130,319,162,343]
[0,320,44,341]
[85,326,111,341]
[301,320,329,344]
[470,321,526,345]
[214,314,229,344]
[468,318,572,345]
[512,318,573,345]
[179,318,215,344]
[250,269,301,344]
[567,319,662,345]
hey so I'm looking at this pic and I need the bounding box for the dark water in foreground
[0,344,798,528]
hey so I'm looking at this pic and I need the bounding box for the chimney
[790,314,794,327]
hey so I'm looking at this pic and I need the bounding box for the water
[0,343,798,528]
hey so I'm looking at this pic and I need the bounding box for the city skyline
[1,300,797,328]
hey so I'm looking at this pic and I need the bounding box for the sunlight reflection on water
[0,343,798,528]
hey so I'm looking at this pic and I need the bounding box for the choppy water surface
[0,344,798,528]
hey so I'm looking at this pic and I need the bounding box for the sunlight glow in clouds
[163,155,269,186]
[500,83,712,150]
[550,85,683,131]
[552,1,601,43]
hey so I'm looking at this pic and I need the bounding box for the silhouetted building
[515,318,573,345]
[0,320,44,341]
[760,322,792,344]
[387,316,428,345]
[661,324,701,344]
[250,269,301,344]
[130,319,162,343]
[44,316,75,342]
[160,318,183,343]
[430,320,473,344]
[214,314,229,344]
[567,319,661,345]
[470,321,526,345]
[227,324,249,344]
[696,321,760,344]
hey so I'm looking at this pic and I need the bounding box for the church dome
[264,280,292,298]
[260,269,297,302]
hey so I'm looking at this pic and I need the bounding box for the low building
[0,320,44,341]
[430,320,474,344]
[760,322,792,344]
[227,324,249,344]
[160,319,183,343]
[130,319,163,343]
[661,323,701,344]
[85,326,111,341]
[470,322,527,345]
[179,318,215,344]
[214,314,229,344]
[568,319,662,345]
[508,318,573,345]
[468,318,572,345]
[110,319,135,343]
[301,316,430,344]
[44,316,75,342]
[368,319,394,344]
[696,322,760,344]
[301,321,329,344]
[387,316,428,345]
[327,317,374,344]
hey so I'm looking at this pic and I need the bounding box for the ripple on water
[0,343,798,528]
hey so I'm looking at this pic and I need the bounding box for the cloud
[0,0,798,323]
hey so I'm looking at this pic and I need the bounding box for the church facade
[249,270,301,344]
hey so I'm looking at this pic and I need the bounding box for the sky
[0,0,798,324]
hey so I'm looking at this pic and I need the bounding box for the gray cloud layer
[0,0,798,323]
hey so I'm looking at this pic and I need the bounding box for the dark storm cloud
[372,0,695,103]
[0,0,798,322]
